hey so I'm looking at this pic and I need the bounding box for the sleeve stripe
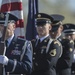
[10,59,17,73]
[20,41,27,61]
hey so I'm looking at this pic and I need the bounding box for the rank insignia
[49,49,56,56]
[70,40,74,45]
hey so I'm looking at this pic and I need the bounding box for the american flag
[0,0,25,38]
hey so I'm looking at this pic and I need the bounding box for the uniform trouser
[7,74,24,75]
[57,68,71,75]
[71,62,75,71]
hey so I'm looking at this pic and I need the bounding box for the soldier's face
[36,23,51,37]
[50,31,57,39]
[66,34,75,40]
[56,25,63,36]
[5,23,15,38]
[50,25,63,38]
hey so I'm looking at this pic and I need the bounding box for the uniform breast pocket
[41,46,47,54]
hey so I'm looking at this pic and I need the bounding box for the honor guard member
[0,13,32,75]
[49,14,74,75]
[50,14,65,40]
[63,23,75,75]
[30,13,62,75]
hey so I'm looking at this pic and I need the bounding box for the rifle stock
[0,13,9,75]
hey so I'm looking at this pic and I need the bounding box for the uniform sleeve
[46,40,62,68]
[5,41,33,74]
[60,39,74,68]
[36,40,62,70]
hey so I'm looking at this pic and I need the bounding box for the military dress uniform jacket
[71,40,75,73]
[2,37,33,74]
[56,37,74,75]
[31,36,62,75]
[57,33,65,42]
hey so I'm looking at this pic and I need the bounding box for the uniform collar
[39,34,49,42]
[7,34,14,46]
[56,34,61,39]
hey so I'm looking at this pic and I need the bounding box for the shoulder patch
[54,40,61,46]
[49,49,56,56]
[70,40,74,45]
[69,48,73,52]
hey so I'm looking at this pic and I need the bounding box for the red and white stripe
[1,0,25,38]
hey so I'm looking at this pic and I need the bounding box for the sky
[0,0,2,8]
[0,0,75,12]
[46,0,75,10]
[68,0,75,11]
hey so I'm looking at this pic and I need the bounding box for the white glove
[0,55,9,65]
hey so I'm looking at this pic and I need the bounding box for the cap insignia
[38,14,41,18]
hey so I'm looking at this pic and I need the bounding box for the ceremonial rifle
[0,13,9,75]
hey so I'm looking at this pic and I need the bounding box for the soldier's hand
[0,55,9,65]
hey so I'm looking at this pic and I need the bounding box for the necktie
[38,39,41,44]
[5,40,8,47]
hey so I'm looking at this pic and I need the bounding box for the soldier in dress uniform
[50,14,65,40]
[63,23,75,75]
[30,13,62,75]
[0,13,32,75]
[49,14,74,75]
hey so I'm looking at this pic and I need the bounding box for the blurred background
[0,0,75,33]
[23,0,75,26]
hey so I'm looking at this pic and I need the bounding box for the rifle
[0,13,9,75]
